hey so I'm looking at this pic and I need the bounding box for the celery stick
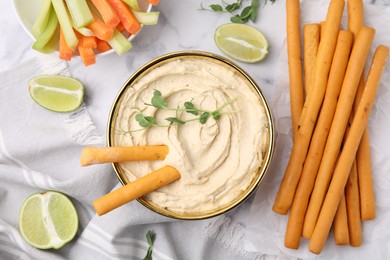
[65,0,94,28]
[39,27,60,54]
[70,18,94,36]
[107,30,132,55]
[133,11,159,25]
[32,0,52,38]
[122,0,140,11]
[32,7,58,52]
[51,0,78,51]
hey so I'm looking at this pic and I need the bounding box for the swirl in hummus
[114,57,269,214]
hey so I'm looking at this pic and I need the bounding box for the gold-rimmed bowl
[107,51,274,220]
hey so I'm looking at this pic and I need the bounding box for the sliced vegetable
[52,0,78,50]
[87,14,115,41]
[32,0,52,38]
[65,0,94,28]
[108,0,141,35]
[122,0,140,11]
[78,38,96,66]
[133,11,159,25]
[107,29,132,55]
[146,0,160,6]
[59,28,73,60]
[91,0,120,29]
[96,38,112,52]
[32,7,58,52]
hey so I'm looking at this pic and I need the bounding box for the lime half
[214,23,269,63]
[28,75,84,112]
[19,191,79,249]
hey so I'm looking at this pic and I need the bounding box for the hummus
[114,57,269,214]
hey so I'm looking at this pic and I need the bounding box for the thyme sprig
[128,90,238,132]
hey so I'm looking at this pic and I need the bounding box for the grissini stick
[93,165,181,216]
[284,30,353,249]
[309,45,389,254]
[302,27,375,238]
[272,0,345,215]
[348,0,376,221]
[80,145,169,166]
[286,0,304,137]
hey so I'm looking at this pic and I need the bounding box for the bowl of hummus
[108,51,274,219]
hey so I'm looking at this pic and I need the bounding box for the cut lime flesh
[28,75,84,112]
[214,23,269,63]
[19,191,79,249]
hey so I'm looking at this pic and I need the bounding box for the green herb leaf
[151,90,168,108]
[184,101,199,115]
[250,0,260,21]
[143,231,155,260]
[210,4,223,12]
[199,112,210,124]
[135,113,156,128]
[240,6,252,19]
[225,3,241,12]
[211,110,221,120]
[166,117,186,124]
[230,14,244,23]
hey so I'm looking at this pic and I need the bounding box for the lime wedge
[28,75,84,112]
[19,191,79,249]
[214,23,269,63]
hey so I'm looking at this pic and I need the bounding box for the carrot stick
[91,0,120,29]
[333,193,350,245]
[80,36,97,48]
[309,45,389,254]
[93,165,180,216]
[146,0,160,5]
[80,145,169,166]
[303,23,320,97]
[78,44,96,66]
[86,14,114,41]
[286,0,304,137]
[272,0,345,215]
[348,0,376,221]
[302,27,375,239]
[59,28,73,60]
[345,160,362,246]
[96,38,112,52]
[284,30,353,248]
[108,0,141,35]
[116,22,126,32]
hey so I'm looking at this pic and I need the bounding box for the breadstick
[333,193,350,245]
[345,160,362,246]
[93,165,181,215]
[309,45,389,254]
[80,145,169,166]
[302,27,375,238]
[303,23,321,97]
[357,130,376,220]
[348,0,376,221]
[286,0,304,136]
[284,30,353,248]
[272,0,345,215]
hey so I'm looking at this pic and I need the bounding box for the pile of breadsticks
[273,0,389,254]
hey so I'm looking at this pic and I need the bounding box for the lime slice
[28,75,84,112]
[19,191,79,249]
[214,23,269,63]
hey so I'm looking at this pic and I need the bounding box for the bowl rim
[11,0,153,57]
[106,50,275,220]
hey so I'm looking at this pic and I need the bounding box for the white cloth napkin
[246,1,390,259]
[0,54,271,260]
